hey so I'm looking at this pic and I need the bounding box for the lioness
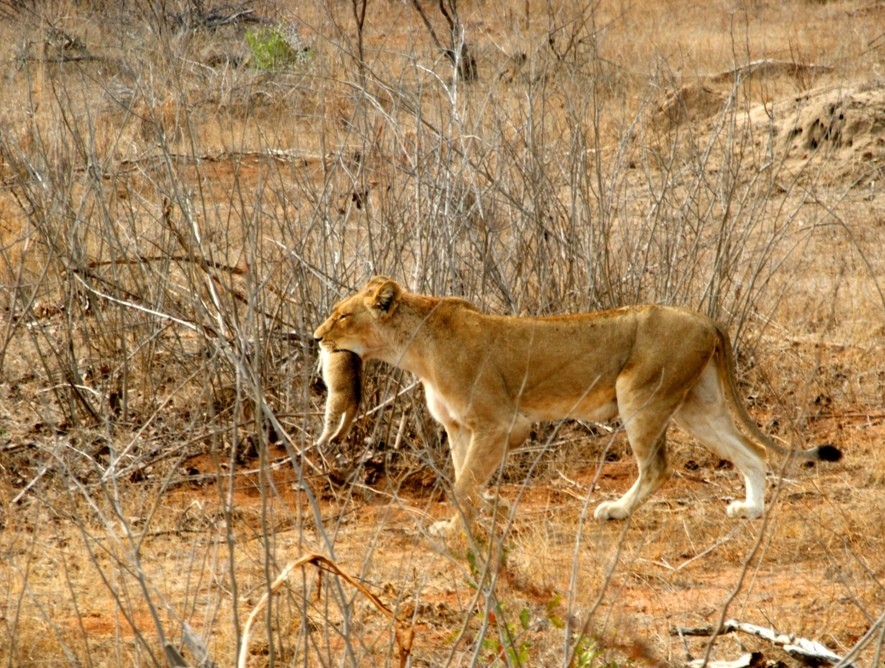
[314,276,841,536]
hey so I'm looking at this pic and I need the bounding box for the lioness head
[313,276,401,357]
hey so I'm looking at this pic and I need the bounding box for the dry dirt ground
[1,1,884,667]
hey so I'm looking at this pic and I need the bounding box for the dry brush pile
[0,1,883,666]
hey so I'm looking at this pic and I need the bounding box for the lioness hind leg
[594,429,670,520]
[674,366,766,518]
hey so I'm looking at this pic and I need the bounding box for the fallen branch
[673,618,852,667]
[686,652,764,668]
[237,553,414,668]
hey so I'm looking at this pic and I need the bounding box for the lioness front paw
[594,501,630,521]
[726,501,763,519]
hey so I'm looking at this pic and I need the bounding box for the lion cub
[316,348,362,446]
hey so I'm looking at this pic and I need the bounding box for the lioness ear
[371,279,400,315]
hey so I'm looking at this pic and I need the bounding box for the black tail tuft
[816,444,843,462]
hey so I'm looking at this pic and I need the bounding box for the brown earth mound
[777,82,885,162]
[754,80,885,182]
[658,78,884,185]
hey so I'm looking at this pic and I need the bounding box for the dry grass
[0,0,883,666]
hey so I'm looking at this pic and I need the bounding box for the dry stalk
[237,553,415,668]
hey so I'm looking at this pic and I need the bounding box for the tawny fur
[316,348,362,446]
[314,276,841,536]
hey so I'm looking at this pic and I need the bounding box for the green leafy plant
[571,635,634,668]
[245,25,311,70]
[481,604,532,664]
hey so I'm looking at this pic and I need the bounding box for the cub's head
[313,276,402,358]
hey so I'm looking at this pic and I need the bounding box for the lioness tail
[713,323,843,463]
